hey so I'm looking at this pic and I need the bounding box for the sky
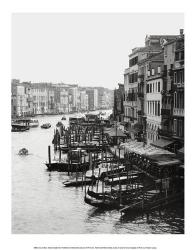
[12,13,184,89]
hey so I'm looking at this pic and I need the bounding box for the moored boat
[11,119,30,132]
[61,116,66,120]
[29,119,39,128]
[18,148,29,155]
[41,123,51,129]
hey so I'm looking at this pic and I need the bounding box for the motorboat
[41,123,51,129]
[29,119,39,128]
[18,148,29,155]
[61,116,66,121]
[11,119,30,132]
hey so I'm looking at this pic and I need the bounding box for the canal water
[12,113,184,234]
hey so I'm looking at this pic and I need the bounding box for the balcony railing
[173,108,184,117]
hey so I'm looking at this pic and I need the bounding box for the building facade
[113,83,124,122]
[124,34,178,141]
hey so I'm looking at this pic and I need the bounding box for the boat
[84,195,120,209]
[63,178,95,187]
[12,119,30,132]
[45,161,90,172]
[61,116,66,121]
[18,148,29,155]
[29,119,39,128]
[41,123,51,129]
[12,124,30,132]
[56,121,63,127]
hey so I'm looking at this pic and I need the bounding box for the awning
[156,159,181,166]
[151,138,174,149]
[120,141,175,157]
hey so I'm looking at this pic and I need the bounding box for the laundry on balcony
[151,138,174,149]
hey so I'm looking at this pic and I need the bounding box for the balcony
[161,108,171,116]
[173,108,184,117]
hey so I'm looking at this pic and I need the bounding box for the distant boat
[18,148,29,156]
[11,119,30,132]
[61,116,66,121]
[41,123,51,129]
[29,119,39,128]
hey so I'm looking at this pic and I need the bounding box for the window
[153,83,154,92]
[174,92,177,108]
[150,84,152,93]
[157,66,161,74]
[178,120,183,137]
[173,119,177,134]
[147,84,149,93]
[174,72,177,83]
[158,82,161,92]
[158,101,160,116]
[180,71,184,83]
[152,69,155,76]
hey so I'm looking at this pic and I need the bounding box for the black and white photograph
[11,12,185,235]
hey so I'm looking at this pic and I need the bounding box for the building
[145,52,164,144]
[113,83,124,122]
[14,81,33,117]
[79,89,88,111]
[11,79,20,118]
[124,34,178,140]
[157,29,184,152]
[30,83,51,114]
[68,85,78,112]
[86,88,98,111]
[11,80,114,117]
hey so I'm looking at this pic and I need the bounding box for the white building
[30,83,49,114]
[146,73,163,144]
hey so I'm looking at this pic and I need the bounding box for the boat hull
[45,162,90,172]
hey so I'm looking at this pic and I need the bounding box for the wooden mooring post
[48,145,51,167]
